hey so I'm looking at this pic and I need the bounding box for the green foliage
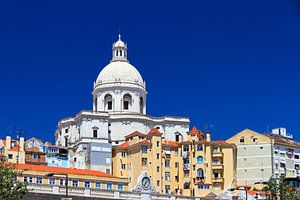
[0,160,27,200]
[266,176,300,200]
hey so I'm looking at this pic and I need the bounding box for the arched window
[197,156,204,164]
[197,168,204,178]
[123,94,132,110]
[184,182,190,189]
[104,94,113,111]
[139,97,144,113]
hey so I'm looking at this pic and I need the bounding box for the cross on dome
[112,34,127,62]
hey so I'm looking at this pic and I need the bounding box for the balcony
[195,177,205,185]
[212,177,224,183]
[212,164,223,170]
[212,152,223,157]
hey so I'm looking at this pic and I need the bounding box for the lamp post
[46,173,69,198]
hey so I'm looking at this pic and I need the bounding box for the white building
[55,35,190,172]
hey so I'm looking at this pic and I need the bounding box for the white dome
[96,61,144,86]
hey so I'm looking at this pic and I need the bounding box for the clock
[141,176,151,191]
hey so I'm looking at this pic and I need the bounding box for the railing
[27,183,200,200]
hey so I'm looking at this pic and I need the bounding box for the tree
[266,175,300,200]
[0,159,27,200]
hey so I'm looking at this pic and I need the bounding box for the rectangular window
[175,149,178,157]
[65,137,68,146]
[32,154,39,160]
[73,180,78,188]
[157,180,160,186]
[157,153,160,159]
[157,166,160,173]
[175,162,179,168]
[142,158,147,166]
[49,178,55,185]
[183,145,189,152]
[295,155,300,159]
[121,164,126,169]
[165,185,171,194]
[107,183,112,190]
[175,134,180,142]
[24,177,28,183]
[36,177,43,185]
[60,179,66,186]
[240,138,244,143]
[165,172,170,181]
[253,138,258,142]
[118,184,123,191]
[95,182,101,189]
[65,128,69,133]
[106,169,111,174]
[85,181,90,188]
[197,144,203,151]
[93,130,98,138]
[141,146,147,154]
[165,160,170,168]
[108,101,112,110]
[8,154,13,159]
[121,151,126,158]
[124,101,129,110]
[106,157,111,164]
[29,177,33,183]
[156,141,160,147]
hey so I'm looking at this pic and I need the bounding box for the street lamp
[46,172,69,198]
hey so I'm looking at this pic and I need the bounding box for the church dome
[96,61,144,86]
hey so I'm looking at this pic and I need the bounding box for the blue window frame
[107,183,112,190]
[95,182,101,189]
[118,183,123,191]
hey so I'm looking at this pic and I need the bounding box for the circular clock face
[141,176,151,191]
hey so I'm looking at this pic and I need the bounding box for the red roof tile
[125,131,146,139]
[147,128,162,136]
[215,140,228,145]
[164,140,179,147]
[118,141,129,148]
[16,163,117,178]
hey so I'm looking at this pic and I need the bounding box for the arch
[184,182,190,189]
[139,97,144,114]
[197,156,204,164]
[104,94,113,111]
[123,94,132,110]
[197,168,204,178]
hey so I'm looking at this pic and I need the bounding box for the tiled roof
[118,141,129,148]
[125,131,146,139]
[147,128,162,136]
[214,140,229,145]
[16,163,117,178]
[270,134,300,148]
[164,140,179,147]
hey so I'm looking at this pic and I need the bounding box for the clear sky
[0,0,300,143]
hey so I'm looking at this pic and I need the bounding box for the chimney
[19,137,24,151]
[206,132,211,142]
[6,136,11,150]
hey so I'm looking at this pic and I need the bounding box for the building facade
[44,143,68,168]
[112,127,237,198]
[0,136,25,164]
[226,128,300,187]
[55,35,190,172]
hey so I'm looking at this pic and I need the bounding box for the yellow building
[0,136,25,164]
[112,127,237,198]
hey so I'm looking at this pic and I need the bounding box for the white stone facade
[55,35,190,172]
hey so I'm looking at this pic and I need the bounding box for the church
[55,35,190,173]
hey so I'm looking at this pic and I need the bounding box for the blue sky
[0,0,300,143]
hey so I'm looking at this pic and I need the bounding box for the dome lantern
[112,34,127,62]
